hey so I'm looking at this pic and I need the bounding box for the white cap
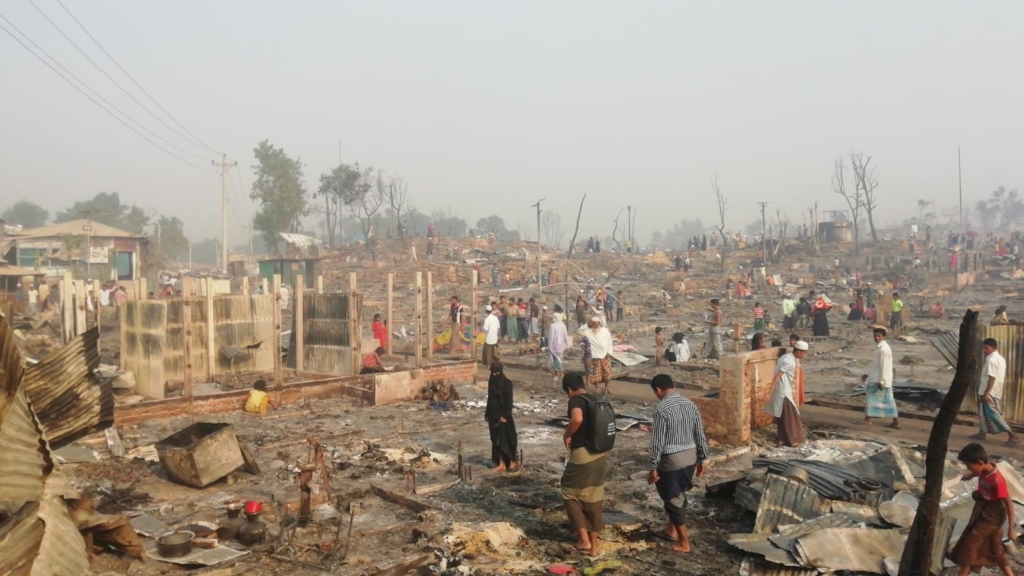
[543,306,548,310]
[794,341,809,351]
[485,305,492,312]
[591,316,602,323]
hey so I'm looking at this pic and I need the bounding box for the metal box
[155,422,245,488]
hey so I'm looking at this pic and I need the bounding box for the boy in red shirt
[948,443,1016,575]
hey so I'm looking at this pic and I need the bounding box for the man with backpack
[559,372,615,557]
[647,374,708,553]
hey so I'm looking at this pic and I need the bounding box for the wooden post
[415,272,423,367]
[386,273,394,357]
[92,279,101,333]
[426,272,434,360]
[316,276,324,294]
[205,278,216,380]
[60,273,72,344]
[182,276,194,299]
[73,279,86,337]
[241,278,249,295]
[295,274,305,372]
[183,295,195,423]
[272,274,283,404]
[471,269,478,362]
[139,278,147,300]
[350,273,360,376]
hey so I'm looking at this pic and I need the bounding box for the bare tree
[566,194,587,259]
[540,210,566,249]
[850,152,880,242]
[772,210,790,259]
[832,157,864,254]
[711,175,727,269]
[385,176,409,238]
[611,208,625,251]
[807,202,821,255]
[348,168,383,256]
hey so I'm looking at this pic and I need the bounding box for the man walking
[861,327,899,429]
[482,305,501,366]
[547,310,570,384]
[647,374,708,554]
[583,317,614,394]
[890,292,904,336]
[971,338,1021,446]
[705,299,724,360]
[781,293,796,331]
[559,373,610,557]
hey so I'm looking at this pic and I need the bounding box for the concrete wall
[114,360,476,424]
[121,294,276,399]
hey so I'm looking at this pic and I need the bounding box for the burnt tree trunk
[566,194,587,260]
[897,309,980,576]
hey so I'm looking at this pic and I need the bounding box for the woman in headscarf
[812,295,831,337]
[485,362,518,473]
[548,311,570,382]
[992,305,1009,326]
[751,332,767,350]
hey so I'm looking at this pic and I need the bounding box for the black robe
[485,375,517,465]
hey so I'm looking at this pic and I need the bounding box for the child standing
[753,302,766,331]
[655,327,665,367]
[948,443,1016,575]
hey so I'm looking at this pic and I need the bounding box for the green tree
[475,215,520,241]
[54,191,149,233]
[315,163,368,247]
[250,140,308,254]
[430,210,467,238]
[2,200,49,228]
[153,216,190,261]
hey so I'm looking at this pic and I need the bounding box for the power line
[26,0,212,160]
[54,0,221,156]
[0,17,215,174]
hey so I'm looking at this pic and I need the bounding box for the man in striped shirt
[647,374,708,553]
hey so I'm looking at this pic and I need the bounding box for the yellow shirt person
[244,380,272,414]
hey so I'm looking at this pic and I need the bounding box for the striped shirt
[754,307,764,319]
[649,392,709,470]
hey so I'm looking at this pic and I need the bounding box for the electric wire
[0,16,216,174]
[54,0,222,156]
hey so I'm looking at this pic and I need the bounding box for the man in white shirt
[27,285,38,314]
[482,305,501,366]
[583,316,614,395]
[860,327,899,429]
[971,338,1019,445]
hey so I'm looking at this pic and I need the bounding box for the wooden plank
[295,274,304,372]
[205,278,215,380]
[414,478,460,496]
[386,273,394,357]
[426,272,433,360]
[273,274,282,402]
[470,269,478,363]
[350,273,360,377]
[371,554,433,576]
[369,485,432,513]
[414,272,422,367]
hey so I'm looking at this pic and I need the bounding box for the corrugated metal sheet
[738,557,820,576]
[753,474,826,534]
[31,498,90,576]
[769,512,856,553]
[289,293,359,375]
[21,327,112,449]
[0,502,44,576]
[1,312,25,412]
[930,326,1024,423]
[0,386,53,501]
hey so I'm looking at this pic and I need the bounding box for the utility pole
[532,199,544,290]
[212,154,238,272]
[758,202,769,263]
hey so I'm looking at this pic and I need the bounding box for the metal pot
[781,465,809,485]
[157,530,195,558]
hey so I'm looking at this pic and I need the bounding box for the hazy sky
[3,1,1023,246]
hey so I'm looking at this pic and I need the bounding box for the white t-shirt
[279,286,290,310]
[27,289,38,304]
[483,314,501,345]
[670,341,691,363]
[981,351,1007,399]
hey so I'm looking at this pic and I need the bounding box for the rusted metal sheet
[289,293,358,375]
[0,312,25,414]
[738,557,818,576]
[931,326,1024,423]
[769,512,856,553]
[0,386,53,501]
[21,327,113,449]
[31,498,90,576]
[0,502,44,576]
[155,422,245,488]
[753,474,825,534]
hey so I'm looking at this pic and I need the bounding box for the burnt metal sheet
[738,557,819,576]
[0,502,44,576]
[727,532,800,566]
[753,474,825,534]
[930,332,960,368]
[769,512,857,553]
[0,312,25,413]
[288,293,359,375]
[31,498,90,576]
[0,386,53,501]
[794,528,903,574]
[21,327,113,449]
[755,458,890,501]
[932,326,1023,422]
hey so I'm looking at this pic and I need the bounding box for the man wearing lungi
[766,341,809,447]
[647,375,708,553]
[861,327,899,429]
[970,338,1021,446]
[560,373,609,556]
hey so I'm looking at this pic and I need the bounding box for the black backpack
[580,394,616,453]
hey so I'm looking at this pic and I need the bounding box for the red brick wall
[114,360,477,424]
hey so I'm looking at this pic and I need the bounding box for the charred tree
[897,309,980,576]
[566,193,587,260]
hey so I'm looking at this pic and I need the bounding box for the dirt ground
[56,239,1024,575]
